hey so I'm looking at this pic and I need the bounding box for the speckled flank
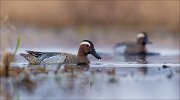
[20,52,79,64]
[20,53,40,64]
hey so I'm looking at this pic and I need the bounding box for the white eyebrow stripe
[80,42,90,46]
[137,33,145,38]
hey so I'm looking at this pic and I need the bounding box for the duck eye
[86,44,89,47]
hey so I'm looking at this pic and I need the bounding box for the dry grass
[0,52,13,77]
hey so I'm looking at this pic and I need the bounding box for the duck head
[78,40,101,60]
[137,32,152,45]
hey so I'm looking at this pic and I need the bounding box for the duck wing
[26,50,73,64]
[26,50,60,58]
[115,42,126,47]
[114,42,127,54]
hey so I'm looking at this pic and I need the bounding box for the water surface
[1,48,179,99]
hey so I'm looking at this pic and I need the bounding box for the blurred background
[0,0,179,53]
[0,1,179,99]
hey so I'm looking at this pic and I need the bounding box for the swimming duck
[20,40,101,65]
[114,32,152,55]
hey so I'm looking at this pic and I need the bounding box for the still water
[0,48,179,99]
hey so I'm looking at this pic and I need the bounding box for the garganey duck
[20,40,101,65]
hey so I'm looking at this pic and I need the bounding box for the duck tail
[20,53,28,59]
[20,53,39,64]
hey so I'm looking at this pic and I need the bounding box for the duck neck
[137,40,146,46]
[136,41,147,53]
[77,48,88,58]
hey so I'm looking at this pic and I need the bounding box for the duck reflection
[124,53,147,64]
[55,64,91,96]
[16,73,36,94]
[137,67,148,75]
[0,73,36,100]
[63,64,90,72]
[125,53,148,76]
[0,78,13,100]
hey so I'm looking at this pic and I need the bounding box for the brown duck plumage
[20,40,101,65]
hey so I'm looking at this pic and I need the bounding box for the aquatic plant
[11,36,21,62]
[0,36,21,77]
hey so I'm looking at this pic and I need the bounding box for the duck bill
[89,50,101,60]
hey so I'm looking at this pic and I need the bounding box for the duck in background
[114,32,153,55]
[114,32,160,64]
